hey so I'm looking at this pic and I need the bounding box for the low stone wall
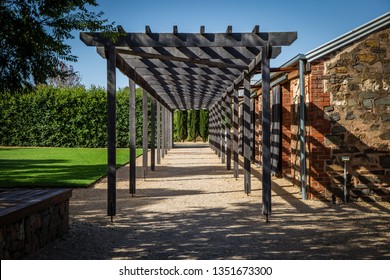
[0,189,72,259]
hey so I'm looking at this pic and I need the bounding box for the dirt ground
[29,143,390,259]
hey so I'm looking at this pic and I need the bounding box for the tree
[47,62,82,87]
[187,109,199,142]
[0,0,113,91]
[199,109,209,142]
[175,110,187,142]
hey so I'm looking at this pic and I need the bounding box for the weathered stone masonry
[254,26,390,201]
[322,28,390,201]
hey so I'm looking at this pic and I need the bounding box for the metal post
[240,102,244,156]
[106,45,116,218]
[299,58,307,200]
[157,102,161,164]
[151,97,156,171]
[226,93,232,170]
[262,44,272,222]
[233,86,239,178]
[129,79,136,195]
[142,89,148,179]
[243,71,251,195]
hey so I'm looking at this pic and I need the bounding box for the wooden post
[226,92,232,170]
[262,44,272,221]
[162,106,166,159]
[211,107,215,152]
[164,108,168,155]
[233,86,239,178]
[221,97,226,164]
[217,102,221,158]
[142,89,148,179]
[106,45,116,218]
[169,110,173,149]
[243,71,251,195]
[251,97,255,162]
[157,102,161,164]
[150,97,156,171]
[171,110,174,148]
[129,79,136,195]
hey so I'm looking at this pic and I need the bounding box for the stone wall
[0,199,70,259]
[322,27,390,201]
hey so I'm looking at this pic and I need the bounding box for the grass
[0,147,142,188]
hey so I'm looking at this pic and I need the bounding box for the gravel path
[30,143,390,259]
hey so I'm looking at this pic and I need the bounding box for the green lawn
[0,147,142,188]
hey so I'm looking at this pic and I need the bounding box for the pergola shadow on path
[80,26,298,221]
[30,143,390,259]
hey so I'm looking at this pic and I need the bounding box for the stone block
[363,99,373,108]
[335,66,348,73]
[384,64,390,74]
[356,53,377,64]
[358,91,376,99]
[379,155,390,168]
[324,105,334,112]
[375,97,390,105]
[370,124,380,130]
[371,47,387,54]
[347,99,358,106]
[379,132,390,140]
[380,113,390,122]
[365,39,380,47]
[345,111,355,120]
[329,112,341,122]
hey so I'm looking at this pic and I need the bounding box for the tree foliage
[187,109,199,142]
[46,62,82,88]
[0,0,113,91]
[175,110,187,142]
[199,109,209,142]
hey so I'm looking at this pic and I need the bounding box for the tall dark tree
[199,109,209,142]
[187,109,199,142]
[175,110,187,142]
[0,0,113,91]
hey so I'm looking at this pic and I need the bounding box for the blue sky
[70,0,390,89]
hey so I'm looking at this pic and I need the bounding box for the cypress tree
[187,109,198,142]
[199,109,209,142]
[175,110,187,142]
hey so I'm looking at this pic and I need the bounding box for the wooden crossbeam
[80,32,298,48]
[118,52,247,70]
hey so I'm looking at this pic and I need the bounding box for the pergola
[80,26,297,221]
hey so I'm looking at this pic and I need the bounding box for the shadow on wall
[285,102,390,201]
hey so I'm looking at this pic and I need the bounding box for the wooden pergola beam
[81,31,297,48]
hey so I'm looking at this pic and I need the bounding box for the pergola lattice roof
[80,26,297,110]
[80,26,297,220]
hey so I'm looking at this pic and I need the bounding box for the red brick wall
[281,82,292,177]
[307,59,332,199]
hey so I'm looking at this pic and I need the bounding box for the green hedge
[0,85,150,148]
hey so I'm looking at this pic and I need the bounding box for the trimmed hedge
[0,85,150,148]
